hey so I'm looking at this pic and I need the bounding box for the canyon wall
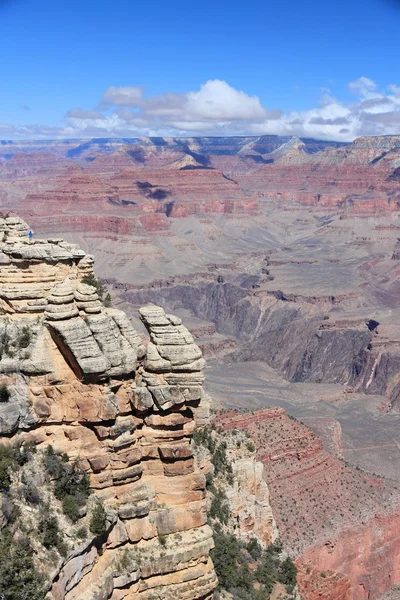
[2,135,399,229]
[121,281,381,387]
[217,408,400,600]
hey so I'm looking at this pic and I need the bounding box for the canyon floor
[206,361,400,480]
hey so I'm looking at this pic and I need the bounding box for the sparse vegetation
[211,526,297,599]
[75,526,88,540]
[209,488,230,525]
[104,292,112,307]
[0,528,46,600]
[0,444,32,492]
[246,440,255,453]
[115,548,137,574]
[89,501,107,536]
[0,331,12,359]
[81,272,109,303]
[22,481,41,505]
[193,426,233,482]
[43,445,90,521]
[195,425,298,599]
[38,507,67,555]
[62,494,80,522]
[0,323,35,360]
[247,537,262,560]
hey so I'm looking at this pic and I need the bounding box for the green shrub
[54,460,90,503]
[0,383,10,402]
[0,331,11,358]
[75,526,87,540]
[81,273,107,301]
[116,548,137,573]
[43,445,68,478]
[104,292,112,307]
[255,553,279,595]
[209,489,230,525]
[0,444,32,492]
[205,472,214,488]
[193,427,216,454]
[43,446,90,520]
[247,537,262,560]
[246,440,256,453]
[278,556,297,586]
[0,528,45,600]
[212,442,232,478]
[89,501,107,536]
[268,539,283,554]
[38,509,63,552]
[211,530,253,594]
[1,496,20,525]
[62,494,80,522]
[57,539,68,557]
[0,448,13,492]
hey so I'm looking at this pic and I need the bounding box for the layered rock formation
[0,216,218,600]
[2,135,400,228]
[217,409,400,600]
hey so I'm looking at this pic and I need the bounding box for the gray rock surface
[137,305,205,410]
[0,374,36,433]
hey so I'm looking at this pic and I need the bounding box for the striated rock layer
[0,216,218,600]
[217,408,400,600]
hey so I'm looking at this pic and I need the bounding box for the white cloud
[388,84,400,97]
[3,77,400,141]
[183,80,267,121]
[348,76,378,98]
[102,80,268,123]
[102,86,143,106]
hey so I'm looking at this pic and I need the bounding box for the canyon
[1,134,400,599]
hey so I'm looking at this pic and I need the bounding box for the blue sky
[1,0,400,140]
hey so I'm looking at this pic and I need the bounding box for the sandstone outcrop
[0,217,217,600]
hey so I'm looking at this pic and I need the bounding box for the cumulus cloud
[348,76,378,98]
[168,79,267,121]
[102,86,143,106]
[3,77,400,141]
[102,80,269,124]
